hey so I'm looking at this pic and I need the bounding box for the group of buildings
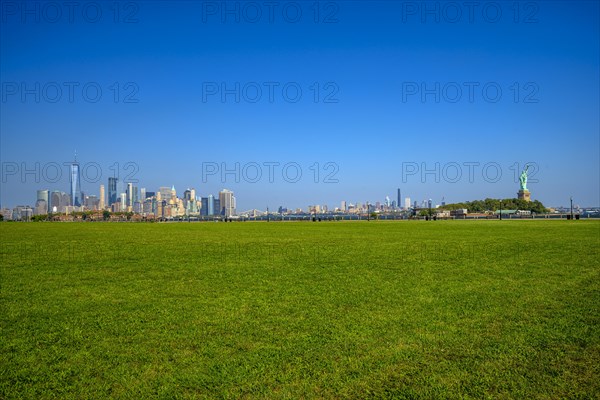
[3,177,423,221]
[4,157,593,221]
[0,168,463,222]
[1,158,237,221]
[20,181,237,220]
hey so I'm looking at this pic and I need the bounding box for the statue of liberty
[519,164,529,191]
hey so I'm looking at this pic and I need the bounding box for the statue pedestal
[518,190,531,202]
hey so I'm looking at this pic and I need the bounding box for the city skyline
[3,154,596,221]
[0,149,597,213]
[1,157,597,213]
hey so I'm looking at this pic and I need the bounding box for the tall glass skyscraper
[70,156,82,207]
[208,194,214,215]
[200,197,209,216]
[126,182,133,207]
[108,177,118,206]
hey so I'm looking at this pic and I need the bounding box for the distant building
[435,210,450,218]
[12,206,33,221]
[0,208,12,220]
[126,182,134,207]
[219,189,236,217]
[495,209,532,216]
[201,197,209,216]
[37,190,49,213]
[159,187,172,203]
[108,177,118,206]
[213,198,220,216]
[200,195,221,216]
[133,201,143,214]
[85,195,99,210]
[120,193,126,211]
[51,191,61,211]
[34,200,47,215]
[450,209,468,217]
[99,184,105,210]
[70,154,82,207]
[208,194,214,215]
[50,190,69,213]
[142,198,154,215]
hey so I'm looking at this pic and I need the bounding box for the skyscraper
[208,194,214,215]
[126,182,133,207]
[397,188,401,209]
[219,189,236,217]
[108,177,118,206]
[99,184,105,210]
[201,197,209,216]
[213,198,220,216]
[34,199,47,215]
[70,153,82,206]
[37,190,49,213]
[159,187,172,202]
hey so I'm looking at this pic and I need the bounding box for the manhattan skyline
[1,1,599,210]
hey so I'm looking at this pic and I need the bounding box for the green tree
[440,198,548,213]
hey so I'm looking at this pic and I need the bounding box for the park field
[1,220,599,399]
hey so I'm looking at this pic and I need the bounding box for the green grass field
[1,220,599,399]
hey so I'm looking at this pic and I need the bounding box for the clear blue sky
[1,1,599,210]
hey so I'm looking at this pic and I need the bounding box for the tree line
[438,198,548,213]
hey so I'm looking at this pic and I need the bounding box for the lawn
[1,220,599,399]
